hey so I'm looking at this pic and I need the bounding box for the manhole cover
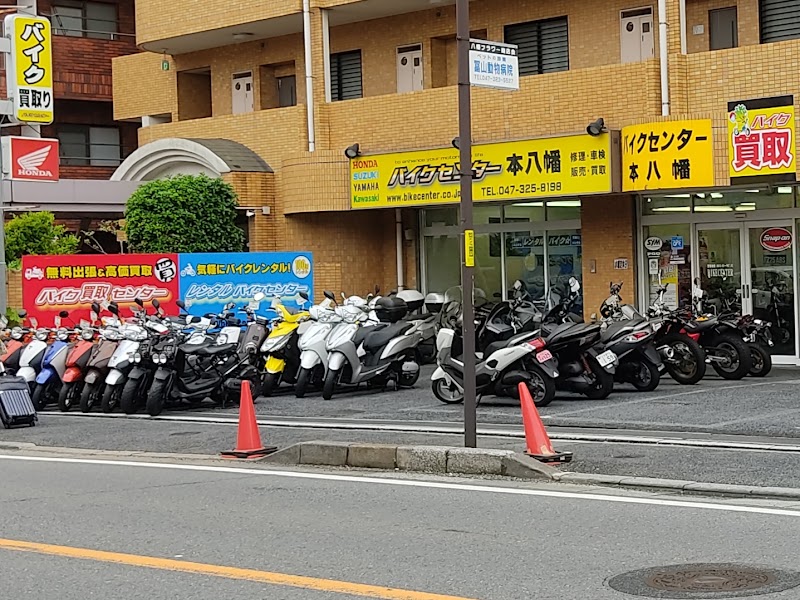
[608,564,800,598]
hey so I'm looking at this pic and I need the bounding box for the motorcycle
[396,289,437,364]
[737,314,773,377]
[16,316,49,392]
[647,282,708,385]
[80,303,124,412]
[146,295,270,416]
[322,294,418,400]
[294,294,339,398]
[599,282,663,392]
[0,311,30,375]
[260,293,311,396]
[689,280,752,380]
[539,278,617,399]
[31,312,73,411]
[431,288,558,407]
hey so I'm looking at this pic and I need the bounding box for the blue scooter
[31,310,73,411]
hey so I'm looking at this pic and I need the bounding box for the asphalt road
[4,454,800,599]
[10,414,800,489]
[174,365,800,438]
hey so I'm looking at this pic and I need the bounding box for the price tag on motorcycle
[536,349,553,363]
[249,300,261,311]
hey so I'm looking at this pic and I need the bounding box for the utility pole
[456,0,476,448]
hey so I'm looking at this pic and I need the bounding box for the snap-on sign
[760,227,792,252]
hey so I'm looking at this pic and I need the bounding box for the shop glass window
[424,235,461,294]
[693,188,793,212]
[52,1,118,39]
[642,224,692,310]
[546,198,581,220]
[424,207,458,227]
[642,194,692,215]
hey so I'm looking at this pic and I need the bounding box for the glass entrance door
[746,223,796,356]
[697,226,744,314]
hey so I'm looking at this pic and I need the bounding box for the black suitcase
[0,376,37,428]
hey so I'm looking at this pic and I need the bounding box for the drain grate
[607,564,800,599]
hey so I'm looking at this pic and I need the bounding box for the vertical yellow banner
[464,229,475,267]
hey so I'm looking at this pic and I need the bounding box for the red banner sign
[6,136,59,181]
[22,254,180,325]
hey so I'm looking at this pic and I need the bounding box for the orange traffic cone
[518,382,572,465]
[221,381,277,459]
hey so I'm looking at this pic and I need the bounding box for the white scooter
[17,317,49,392]
[294,292,349,398]
[102,301,154,413]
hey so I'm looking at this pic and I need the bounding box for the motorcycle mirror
[513,279,523,290]
[108,304,119,315]
[91,302,101,314]
[152,299,160,309]
[253,292,266,302]
[323,290,335,301]
[54,315,61,327]
[374,285,380,295]
[341,292,346,301]
[134,298,144,307]
[58,310,69,318]
[299,291,309,301]
[17,309,27,318]
[176,300,186,310]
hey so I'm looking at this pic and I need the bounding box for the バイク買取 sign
[621,120,714,191]
[349,133,616,209]
[4,14,53,124]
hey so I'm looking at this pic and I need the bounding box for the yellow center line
[0,537,477,600]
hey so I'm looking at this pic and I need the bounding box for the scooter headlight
[81,329,94,341]
[152,353,161,364]
[56,327,69,341]
[10,327,22,340]
[159,353,168,364]
[35,329,49,341]
[133,353,142,363]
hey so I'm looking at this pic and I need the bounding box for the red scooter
[58,306,100,412]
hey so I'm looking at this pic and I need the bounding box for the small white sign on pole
[469,39,519,91]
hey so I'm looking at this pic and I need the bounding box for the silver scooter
[323,295,422,400]
[294,293,338,398]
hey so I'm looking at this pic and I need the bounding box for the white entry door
[232,72,254,114]
[620,8,655,64]
[397,45,423,93]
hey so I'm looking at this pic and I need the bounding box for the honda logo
[5,136,59,181]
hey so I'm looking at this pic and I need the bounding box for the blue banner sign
[178,252,313,316]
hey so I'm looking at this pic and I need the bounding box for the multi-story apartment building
[1,0,140,226]
[113,0,800,364]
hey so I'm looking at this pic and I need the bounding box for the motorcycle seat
[600,321,638,342]
[353,324,388,346]
[363,322,413,351]
[684,318,716,333]
[184,343,237,356]
[543,322,600,345]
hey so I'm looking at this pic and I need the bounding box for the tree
[5,211,79,269]
[125,174,245,254]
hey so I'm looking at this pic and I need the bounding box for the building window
[51,1,118,40]
[504,17,569,76]
[56,125,121,166]
[760,0,800,44]
[330,50,363,101]
[277,75,297,107]
[709,7,738,50]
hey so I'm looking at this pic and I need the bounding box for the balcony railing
[43,12,135,42]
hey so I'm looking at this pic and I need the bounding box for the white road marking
[1,454,799,518]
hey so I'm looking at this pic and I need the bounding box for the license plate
[596,349,617,367]
[536,350,553,363]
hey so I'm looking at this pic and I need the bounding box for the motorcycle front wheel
[80,381,98,413]
[294,367,311,398]
[146,379,168,416]
[584,356,614,400]
[101,383,122,413]
[120,377,143,414]
[432,377,464,404]
[58,381,81,412]
[31,382,48,411]
[261,371,280,398]
[322,369,338,400]
[748,343,772,378]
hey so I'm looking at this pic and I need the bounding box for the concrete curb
[262,440,559,479]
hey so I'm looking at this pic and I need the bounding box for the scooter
[120,300,171,414]
[59,318,98,412]
[323,295,422,400]
[31,311,73,411]
[102,300,154,413]
[16,316,49,393]
[0,310,30,375]
[259,293,311,396]
[396,289,437,364]
[146,295,270,416]
[293,293,339,398]
[599,283,663,392]
[431,296,558,407]
[80,303,123,412]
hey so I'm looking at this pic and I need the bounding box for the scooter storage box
[375,297,408,323]
[396,290,425,313]
[425,293,445,314]
[0,376,37,428]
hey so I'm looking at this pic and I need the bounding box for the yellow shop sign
[349,133,615,209]
[727,95,796,183]
[621,120,714,192]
